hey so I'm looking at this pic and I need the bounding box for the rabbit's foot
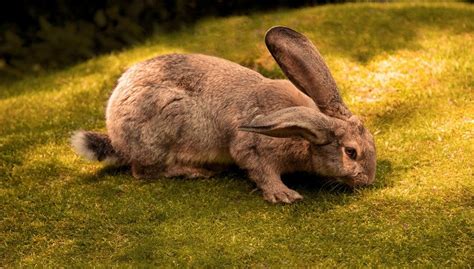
[164,165,216,179]
[261,184,303,204]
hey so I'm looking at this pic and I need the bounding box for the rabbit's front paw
[262,185,303,204]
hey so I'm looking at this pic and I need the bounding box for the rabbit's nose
[352,173,370,186]
[351,170,363,178]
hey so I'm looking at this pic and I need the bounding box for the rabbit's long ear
[239,107,338,145]
[265,26,352,119]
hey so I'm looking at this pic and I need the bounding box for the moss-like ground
[1,2,473,267]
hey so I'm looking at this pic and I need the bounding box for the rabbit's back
[106,54,314,166]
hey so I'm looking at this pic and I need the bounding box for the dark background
[0,0,345,77]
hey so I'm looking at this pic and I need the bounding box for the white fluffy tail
[71,131,122,165]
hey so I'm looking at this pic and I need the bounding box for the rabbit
[71,26,376,204]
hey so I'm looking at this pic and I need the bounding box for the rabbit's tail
[71,131,124,165]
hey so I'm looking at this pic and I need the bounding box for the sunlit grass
[0,2,473,267]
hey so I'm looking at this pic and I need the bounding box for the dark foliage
[0,0,344,75]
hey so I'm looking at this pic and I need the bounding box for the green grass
[1,2,473,267]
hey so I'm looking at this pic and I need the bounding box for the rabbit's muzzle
[340,172,372,188]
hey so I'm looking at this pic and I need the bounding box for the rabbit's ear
[239,106,338,145]
[265,26,352,119]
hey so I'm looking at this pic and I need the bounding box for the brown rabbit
[71,26,376,204]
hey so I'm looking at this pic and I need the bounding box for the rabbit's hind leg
[163,165,217,179]
[131,162,165,179]
[131,162,217,179]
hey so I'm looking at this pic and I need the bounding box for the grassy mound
[1,2,472,267]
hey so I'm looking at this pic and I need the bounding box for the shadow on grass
[80,165,133,184]
[372,100,422,131]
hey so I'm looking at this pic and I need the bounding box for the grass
[1,2,473,267]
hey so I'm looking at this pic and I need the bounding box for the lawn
[1,2,473,267]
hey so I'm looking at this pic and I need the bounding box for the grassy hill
[1,2,473,267]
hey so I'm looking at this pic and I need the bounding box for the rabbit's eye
[344,147,357,160]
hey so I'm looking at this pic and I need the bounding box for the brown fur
[72,26,376,204]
